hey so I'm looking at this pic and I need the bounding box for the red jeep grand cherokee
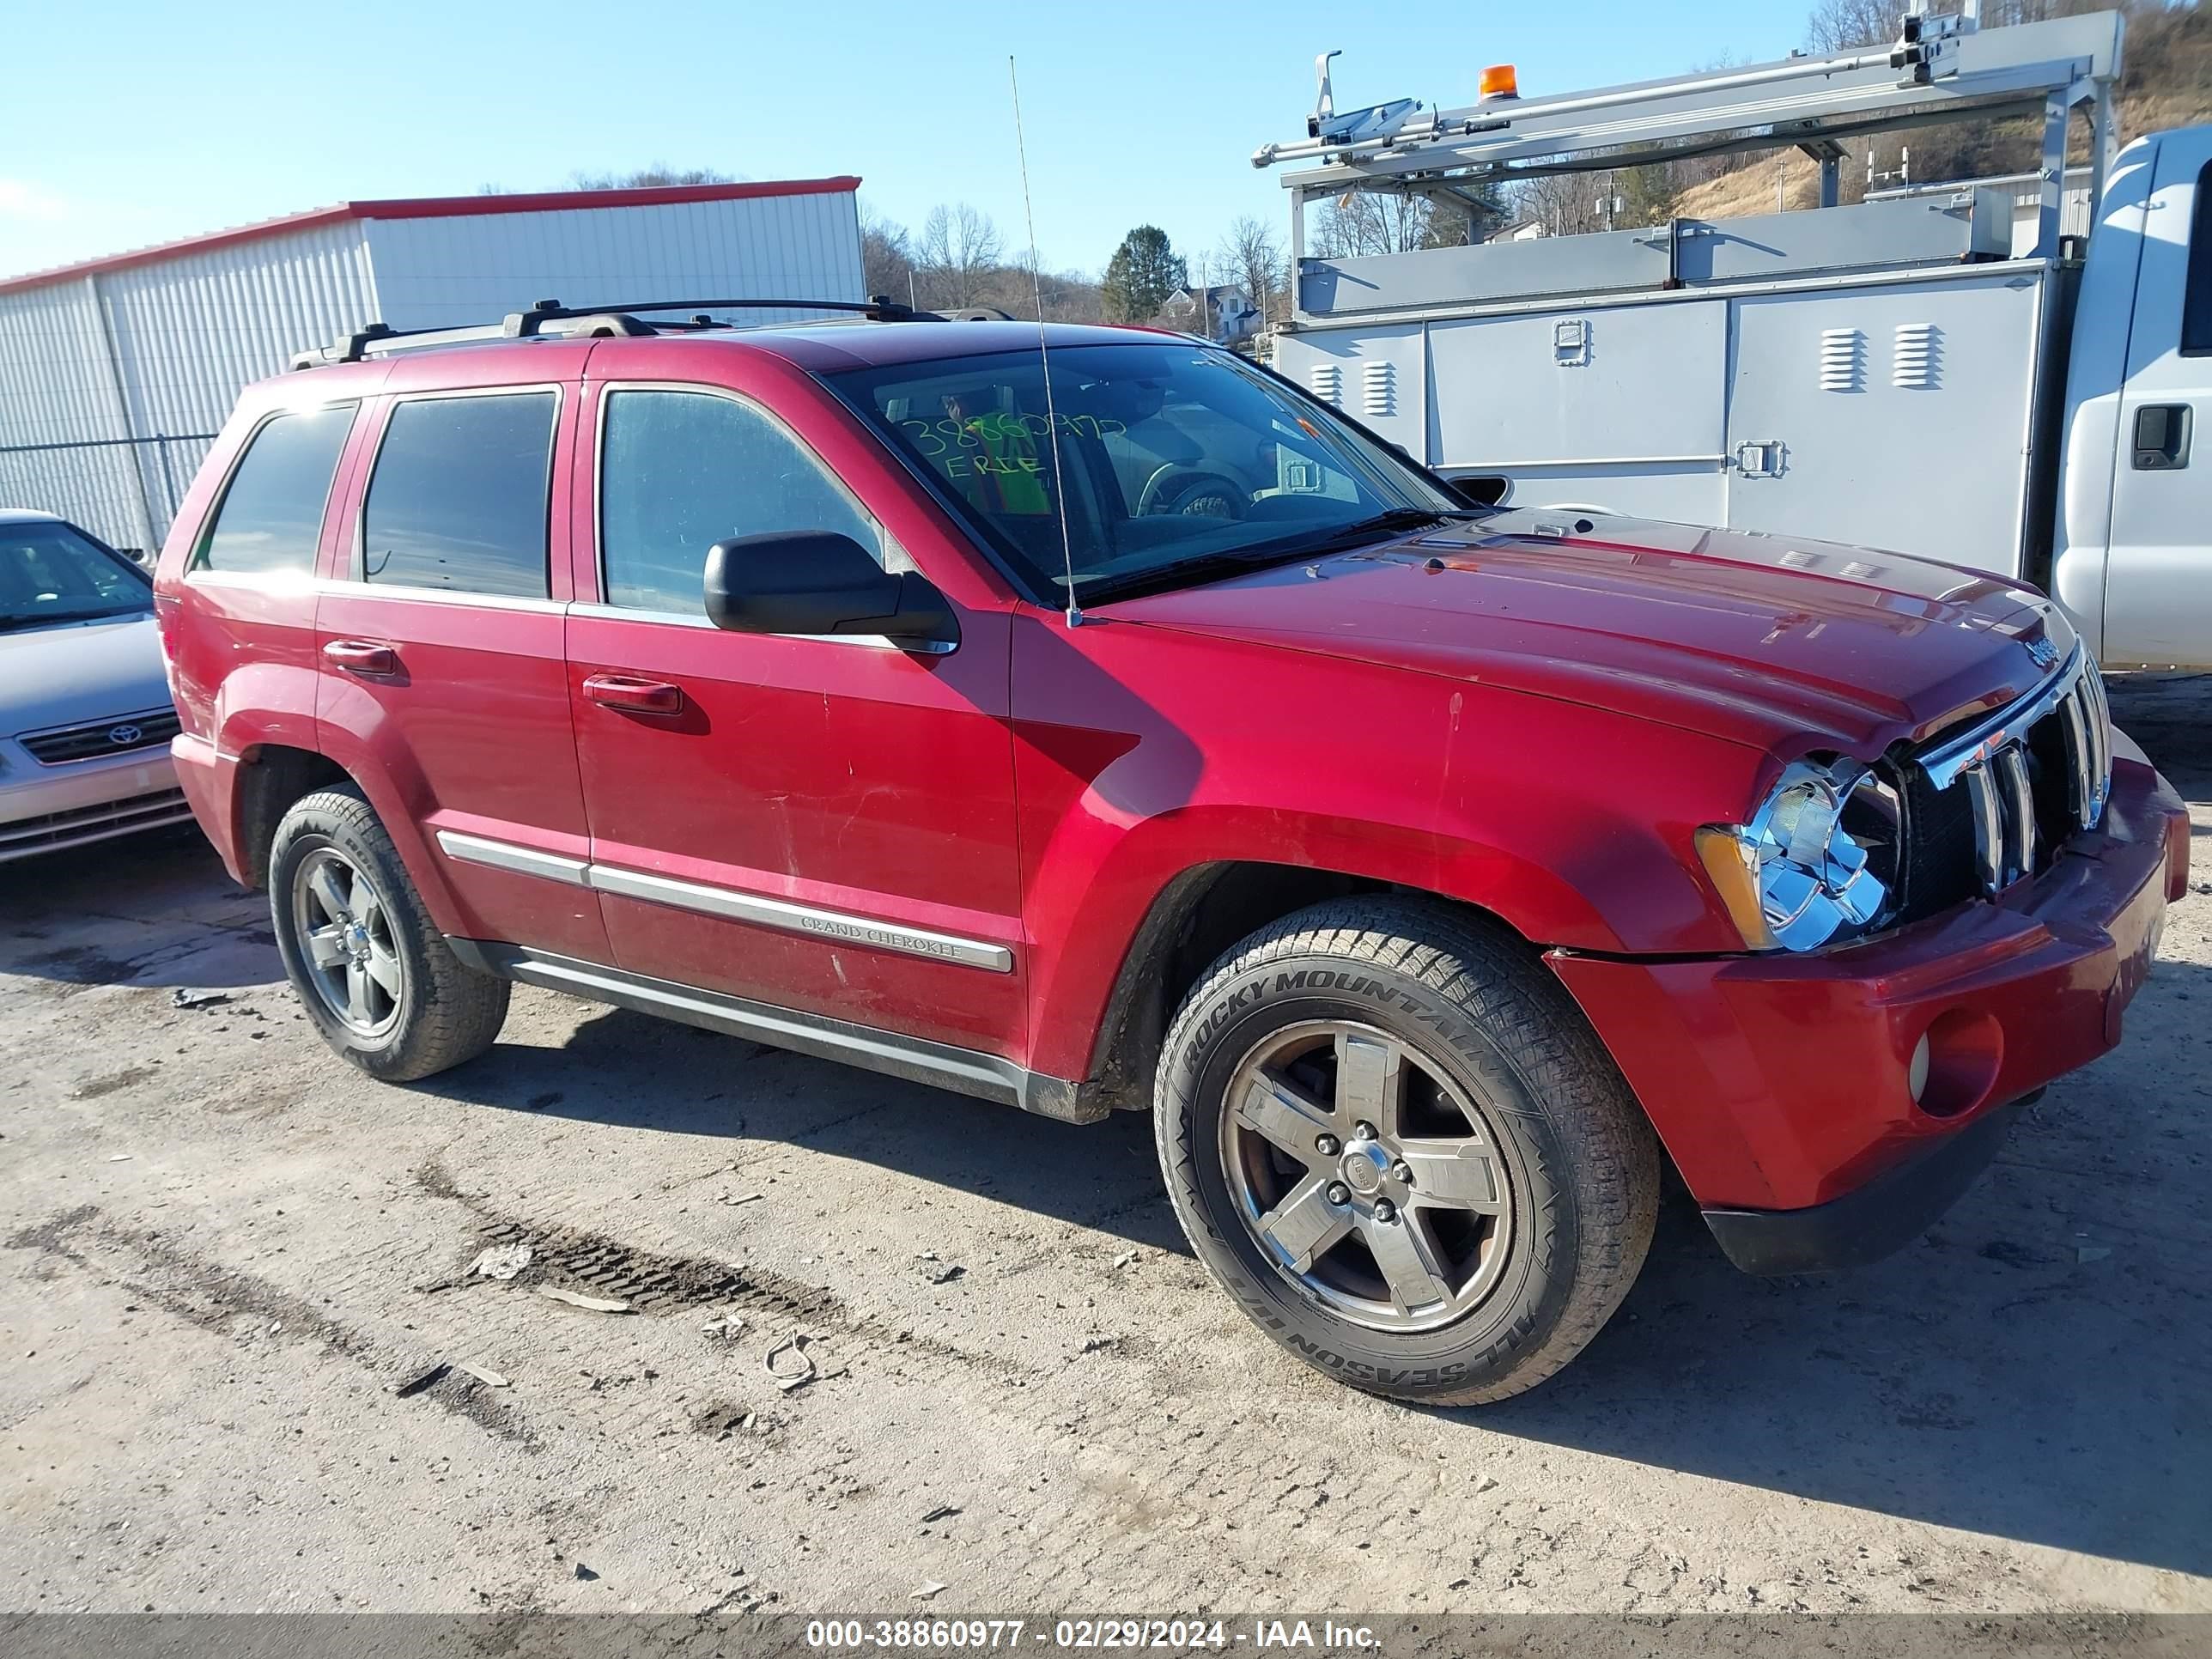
[154,300,2190,1402]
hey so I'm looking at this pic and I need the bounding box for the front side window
[0,519,151,632]
[362,392,556,597]
[197,404,355,575]
[599,389,883,615]
[828,342,1464,605]
[2184,161,2212,356]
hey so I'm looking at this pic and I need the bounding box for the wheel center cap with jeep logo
[1339,1140,1389,1195]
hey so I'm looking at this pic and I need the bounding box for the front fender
[1011,615,1765,1083]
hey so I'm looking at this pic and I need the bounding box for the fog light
[1907,1033,1931,1104]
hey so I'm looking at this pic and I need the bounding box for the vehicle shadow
[429,1005,1189,1256]
[0,826,280,991]
[2109,671,2212,800]
[1455,963,2212,1577]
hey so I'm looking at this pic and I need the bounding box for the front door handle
[2133,404,2192,470]
[323,639,398,675]
[582,673,686,715]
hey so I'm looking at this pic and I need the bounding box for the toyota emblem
[107,724,143,747]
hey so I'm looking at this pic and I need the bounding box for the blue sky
[5,1,1808,283]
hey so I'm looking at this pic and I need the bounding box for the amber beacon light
[1479,64,1520,100]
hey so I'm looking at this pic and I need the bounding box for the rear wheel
[269,787,508,1081]
[1154,898,1658,1404]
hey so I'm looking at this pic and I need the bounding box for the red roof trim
[0,176,862,296]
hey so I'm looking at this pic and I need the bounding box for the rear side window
[362,392,556,597]
[2185,161,2212,356]
[599,389,882,615]
[197,404,355,575]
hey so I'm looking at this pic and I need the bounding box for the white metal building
[0,178,864,553]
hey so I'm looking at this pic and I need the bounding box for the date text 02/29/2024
[803,1617,1383,1650]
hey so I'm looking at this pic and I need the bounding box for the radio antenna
[1009,55,1084,629]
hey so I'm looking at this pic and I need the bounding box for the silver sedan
[0,509,195,862]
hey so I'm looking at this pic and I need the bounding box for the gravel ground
[3,676,2209,1620]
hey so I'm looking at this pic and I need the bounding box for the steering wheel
[1139,471,1249,520]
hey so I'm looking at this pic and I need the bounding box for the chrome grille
[1915,643,2112,896]
[18,708,180,766]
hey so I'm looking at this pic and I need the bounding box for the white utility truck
[1255,6,2212,667]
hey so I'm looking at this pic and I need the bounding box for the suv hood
[1101,511,2067,758]
[0,611,172,737]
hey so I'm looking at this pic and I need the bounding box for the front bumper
[0,740,191,863]
[1549,754,2189,1271]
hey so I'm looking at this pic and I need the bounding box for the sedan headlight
[1696,758,1892,952]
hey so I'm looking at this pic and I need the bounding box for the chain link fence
[0,433,218,562]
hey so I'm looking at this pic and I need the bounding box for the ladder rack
[1255,8,2124,288]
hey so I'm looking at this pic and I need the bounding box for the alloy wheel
[292,846,404,1037]
[1218,1019,1515,1332]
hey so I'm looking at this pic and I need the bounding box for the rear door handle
[2133,404,2192,470]
[581,673,686,715]
[323,639,398,675]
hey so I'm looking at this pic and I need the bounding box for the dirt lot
[3,677,2209,1622]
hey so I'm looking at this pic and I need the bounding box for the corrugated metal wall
[0,278,160,552]
[365,191,865,328]
[0,221,376,551]
[102,220,379,457]
[0,189,861,552]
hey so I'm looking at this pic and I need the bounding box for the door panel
[1424,301,1729,523]
[2101,139,2212,665]
[566,616,1024,1053]
[565,378,1025,1059]
[313,384,610,963]
[1724,274,2042,572]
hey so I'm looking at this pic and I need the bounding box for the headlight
[1696,758,1891,952]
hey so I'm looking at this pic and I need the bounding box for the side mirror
[702,533,959,653]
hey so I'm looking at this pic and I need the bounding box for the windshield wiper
[1077,508,1470,606]
[1281,506,1468,554]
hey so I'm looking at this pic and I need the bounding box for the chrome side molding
[442,939,1101,1123]
[435,830,590,886]
[432,829,1012,973]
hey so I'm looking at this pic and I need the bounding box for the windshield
[0,520,152,630]
[828,342,1470,604]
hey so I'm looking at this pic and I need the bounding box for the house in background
[1163,283,1261,346]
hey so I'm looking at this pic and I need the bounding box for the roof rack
[289,295,934,370]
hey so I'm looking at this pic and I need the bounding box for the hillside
[1672,3,2209,222]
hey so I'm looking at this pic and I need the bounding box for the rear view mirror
[702,533,959,653]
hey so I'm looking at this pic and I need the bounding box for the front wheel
[269,786,509,1082]
[1154,898,1658,1404]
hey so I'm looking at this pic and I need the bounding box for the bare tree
[1805,0,2123,52]
[566,164,737,190]
[1216,215,1285,319]
[859,199,915,305]
[1803,0,1911,51]
[1312,190,1434,257]
[915,204,1006,308]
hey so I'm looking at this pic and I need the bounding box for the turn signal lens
[1480,64,1520,100]
[1696,826,1778,952]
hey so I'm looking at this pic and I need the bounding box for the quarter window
[197,404,355,575]
[599,389,883,615]
[2185,161,2212,356]
[362,392,556,597]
